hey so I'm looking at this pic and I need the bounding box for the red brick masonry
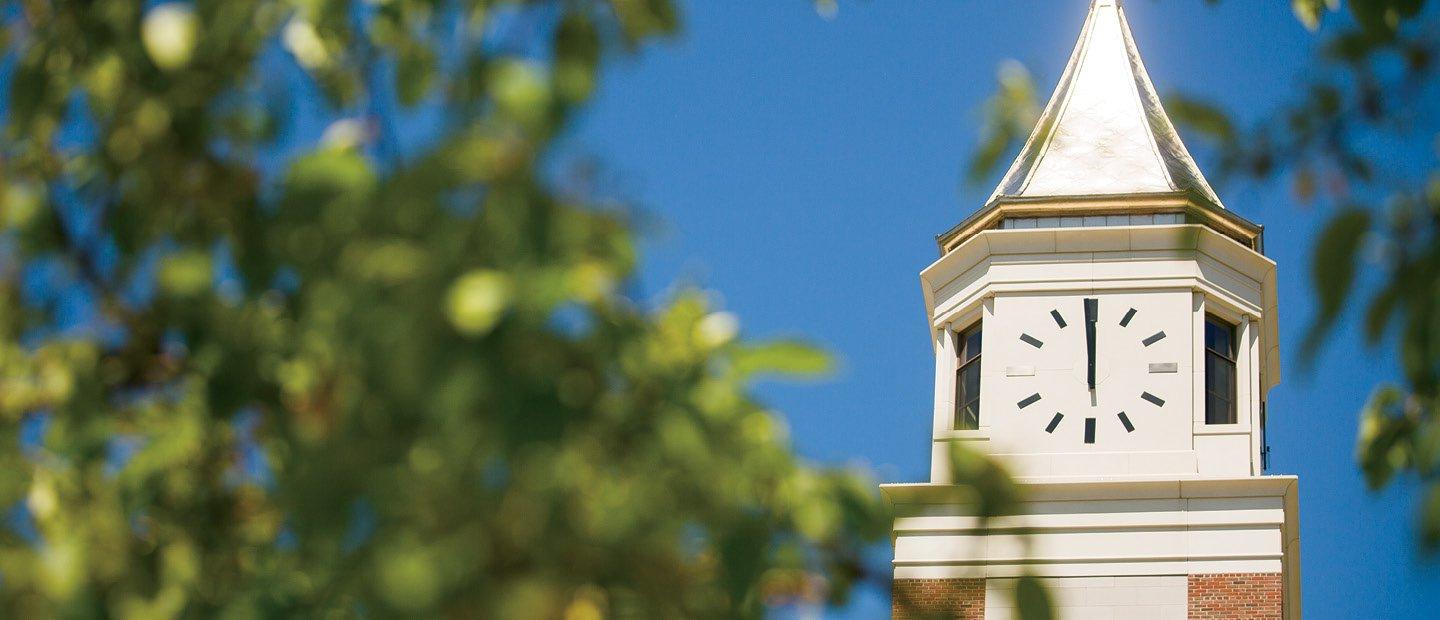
[892,578,984,619]
[893,573,1282,619]
[1188,573,1283,619]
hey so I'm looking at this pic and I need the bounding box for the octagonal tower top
[939,0,1262,254]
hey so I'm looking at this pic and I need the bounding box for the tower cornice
[937,191,1264,255]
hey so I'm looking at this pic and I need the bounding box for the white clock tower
[883,1,1300,618]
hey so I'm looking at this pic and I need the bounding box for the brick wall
[892,573,1283,619]
[892,578,984,619]
[1187,573,1283,619]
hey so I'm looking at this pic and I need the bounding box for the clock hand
[1084,298,1098,391]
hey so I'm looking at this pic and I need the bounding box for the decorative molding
[936,194,1263,255]
[933,429,993,442]
[883,477,1300,595]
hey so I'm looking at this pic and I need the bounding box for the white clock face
[988,293,1191,452]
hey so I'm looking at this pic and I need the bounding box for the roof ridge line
[1010,3,1103,198]
[1114,1,1182,194]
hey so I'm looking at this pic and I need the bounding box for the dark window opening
[955,323,982,430]
[1204,316,1237,425]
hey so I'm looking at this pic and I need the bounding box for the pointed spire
[988,0,1224,210]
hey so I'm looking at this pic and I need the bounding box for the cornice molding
[881,475,1298,506]
[936,193,1264,255]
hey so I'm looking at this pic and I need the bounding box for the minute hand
[1084,298,1098,390]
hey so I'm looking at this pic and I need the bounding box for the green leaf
[282,148,377,220]
[1015,574,1055,620]
[158,249,214,297]
[1348,0,1417,35]
[1364,280,1403,344]
[1356,385,1413,489]
[966,60,1038,186]
[445,270,513,336]
[1166,95,1237,146]
[554,13,600,104]
[488,60,553,129]
[1421,483,1440,550]
[611,0,679,42]
[1303,208,1371,362]
[141,4,200,71]
[9,56,54,134]
[396,42,437,107]
[1412,417,1440,478]
[374,543,443,612]
[732,341,834,378]
[948,443,1022,519]
[1292,0,1328,30]
[1,183,44,231]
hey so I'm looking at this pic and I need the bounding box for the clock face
[991,293,1189,451]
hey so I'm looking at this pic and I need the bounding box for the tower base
[882,477,1300,619]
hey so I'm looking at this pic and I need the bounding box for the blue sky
[568,0,1440,617]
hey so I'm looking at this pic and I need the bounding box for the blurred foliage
[0,0,1047,617]
[892,444,1051,620]
[968,0,1440,549]
[966,60,1040,188]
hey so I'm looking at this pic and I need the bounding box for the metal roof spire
[987,0,1224,210]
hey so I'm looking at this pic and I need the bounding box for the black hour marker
[1020,333,1045,348]
[1141,392,1165,407]
[1018,393,1042,409]
[1120,308,1137,327]
[1051,310,1068,328]
[1118,412,1135,432]
[1084,418,1096,444]
[1142,331,1167,347]
[1045,413,1064,433]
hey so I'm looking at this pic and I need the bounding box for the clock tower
[883,1,1301,618]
